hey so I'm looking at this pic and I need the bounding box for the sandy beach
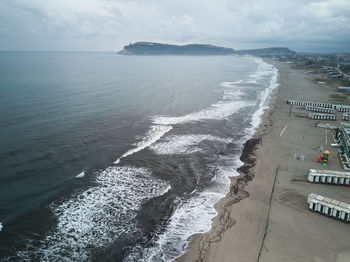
[177,59,350,262]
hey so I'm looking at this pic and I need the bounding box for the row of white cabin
[307,193,350,222]
[287,100,333,108]
[305,106,335,114]
[308,169,350,185]
[337,106,350,112]
[309,113,336,121]
[286,99,350,112]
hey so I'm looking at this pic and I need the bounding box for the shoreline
[176,58,279,262]
[258,60,350,261]
[178,58,350,262]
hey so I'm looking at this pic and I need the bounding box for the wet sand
[177,60,350,262]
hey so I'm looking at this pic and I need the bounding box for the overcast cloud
[0,0,349,52]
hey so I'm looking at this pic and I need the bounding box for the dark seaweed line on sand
[197,137,261,262]
[194,73,278,262]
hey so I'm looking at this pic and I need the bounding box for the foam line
[220,81,242,87]
[247,63,278,137]
[0,222,2,232]
[152,101,245,126]
[76,171,85,178]
[159,185,172,196]
[114,125,172,164]
[150,134,232,155]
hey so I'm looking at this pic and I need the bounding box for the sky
[0,0,349,53]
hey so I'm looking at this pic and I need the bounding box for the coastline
[176,58,280,262]
[177,58,350,262]
[258,60,350,261]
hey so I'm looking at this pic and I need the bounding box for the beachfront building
[337,123,350,170]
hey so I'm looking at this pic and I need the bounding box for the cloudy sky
[0,0,349,52]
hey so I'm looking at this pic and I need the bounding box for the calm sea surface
[0,52,277,261]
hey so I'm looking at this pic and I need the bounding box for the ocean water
[0,52,278,261]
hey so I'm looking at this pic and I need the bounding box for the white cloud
[0,0,349,52]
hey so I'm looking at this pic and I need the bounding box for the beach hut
[307,193,350,223]
[307,169,350,185]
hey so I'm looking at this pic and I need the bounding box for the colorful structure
[316,150,330,167]
[323,150,330,166]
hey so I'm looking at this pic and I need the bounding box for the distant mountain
[236,47,295,56]
[118,42,235,55]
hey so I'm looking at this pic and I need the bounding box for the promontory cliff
[118,42,296,56]
[118,42,235,55]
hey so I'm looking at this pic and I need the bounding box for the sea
[0,52,278,262]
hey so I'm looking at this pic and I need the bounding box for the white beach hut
[307,169,350,185]
[307,193,350,223]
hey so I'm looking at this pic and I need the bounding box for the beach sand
[177,60,350,262]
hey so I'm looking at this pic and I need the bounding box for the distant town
[265,51,350,91]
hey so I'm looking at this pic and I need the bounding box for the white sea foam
[125,155,242,262]
[150,134,232,155]
[115,125,172,163]
[249,58,275,78]
[159,185,172,196]
[247,62,279,137]
[0,222,2,232]
[220,80,258,87]
[128,57,279,262]
[219,81,242,87]
[222,89,245,101]
[17,166,168,262]
[14,57,279,262]
[153,100,245,126]
[75,171,85,178]
[117,66,253,164]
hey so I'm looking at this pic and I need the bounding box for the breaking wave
[152,100,245,126]
[17,166,168,262]
[13,57,278,262]
[115,125,172,164]
[128,57,279,262]
[150,134,232,155]
[125,155,242,262]
[247,58,279,137]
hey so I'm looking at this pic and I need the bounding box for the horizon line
[0,49,349,55]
